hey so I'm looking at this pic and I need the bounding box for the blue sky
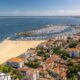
[0,0,80,16]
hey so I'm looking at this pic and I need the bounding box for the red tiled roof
[67,48,78,51]
[7,57,24,63]
[45,55,60,64]
[45,58,52,64]
[52,55,60,59]
[60,71,66,77]
[53,67,60,74]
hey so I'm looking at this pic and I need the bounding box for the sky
[0,0,80,16]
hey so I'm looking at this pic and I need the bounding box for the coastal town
[0,33,80,80]
[1,0,80,80]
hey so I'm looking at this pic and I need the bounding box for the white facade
[55,35,67,41]
[0,73,11,80]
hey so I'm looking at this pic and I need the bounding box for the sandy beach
[0,39,45,64]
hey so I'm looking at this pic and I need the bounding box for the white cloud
[0,9,80,16]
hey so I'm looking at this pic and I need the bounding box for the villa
[7,57,24,68]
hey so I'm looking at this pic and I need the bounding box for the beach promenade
[0,39,45,64]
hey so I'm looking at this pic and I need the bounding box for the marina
[12,24,80,40]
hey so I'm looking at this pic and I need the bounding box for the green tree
[37,50,44,57]
[69,41,78,48]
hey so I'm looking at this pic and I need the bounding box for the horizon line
[0,16,80,17]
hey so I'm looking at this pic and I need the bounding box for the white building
[0,73,11,80]
[55,35,67,41]
[77,72,80,80]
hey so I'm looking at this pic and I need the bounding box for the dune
[0,39,45,64]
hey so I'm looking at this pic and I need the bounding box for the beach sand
[0,40,45,64]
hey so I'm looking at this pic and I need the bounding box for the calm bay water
[0,16,80,41]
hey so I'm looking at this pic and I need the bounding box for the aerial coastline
[0,0,80,79]
[0,24,80,65]
[0,31,80,80]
